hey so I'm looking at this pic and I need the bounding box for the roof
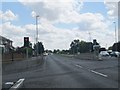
[0,35,13,42]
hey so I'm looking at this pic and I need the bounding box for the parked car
[99,51,109,57]
[43,53,48,56]
[110,51,120,57]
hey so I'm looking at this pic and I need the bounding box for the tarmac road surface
[2,54,119,88]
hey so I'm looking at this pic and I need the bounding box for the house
[0,35,14,53]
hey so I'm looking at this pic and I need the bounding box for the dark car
[110,52,117,57]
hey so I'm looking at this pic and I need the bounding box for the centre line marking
[76,65,83,68]
[90,70,108,77]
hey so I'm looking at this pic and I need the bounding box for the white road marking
[90,70,108,77]
[75,64,108,78]
[10,78,25,89]
[5,82,14,85]
[76,65,83,68]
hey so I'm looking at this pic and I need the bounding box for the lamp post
[113,22,117,51]
[36,15,39,56]
[88,32,91,52]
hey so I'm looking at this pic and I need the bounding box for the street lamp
[36,15,39,56]
[113,22,117,51]
[113,22,117,43]
[88,32,92,52]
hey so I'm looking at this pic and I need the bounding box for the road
[2,54,119,88]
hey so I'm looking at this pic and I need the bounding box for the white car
[110,51,120,57]
[43,53,48,56]
[114,51,120,57]
[99,51,109,57]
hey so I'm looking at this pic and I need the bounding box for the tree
[108,46,112,50]
[53,49,58,54]
[70,39,79,54]
[78,41,92,53]
[53,49,60,54]
[45,49,52,53]
[99,47,106,53]
[112,41,120,52]
[34,42,45,55]
[38,42,44,54]
[70,39,93,54]
[60,49,69,54]
[15,46,33,57]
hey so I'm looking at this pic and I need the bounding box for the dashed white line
[75,64,108,78]
[90,70,108,77]
[75,64,83,68]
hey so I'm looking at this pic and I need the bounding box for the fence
[2,52,25,62]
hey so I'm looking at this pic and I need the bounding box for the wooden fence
[2,52,26,62]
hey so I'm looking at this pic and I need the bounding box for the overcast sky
[0,0,119,50]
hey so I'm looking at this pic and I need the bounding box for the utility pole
[36,15,39,56]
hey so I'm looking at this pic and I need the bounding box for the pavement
[3,56,44,74]
[2,54,119,88]
[62,53,119,61]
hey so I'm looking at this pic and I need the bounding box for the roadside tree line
[52,40,120,54]
[12,41,45,57]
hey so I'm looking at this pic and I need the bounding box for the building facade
[0,35,13,53]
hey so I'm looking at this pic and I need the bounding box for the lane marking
[90,70,108,77]
[5,82,14,85]
[75,64,108,78]
[75,64,83,68]
[10,78,25,89]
